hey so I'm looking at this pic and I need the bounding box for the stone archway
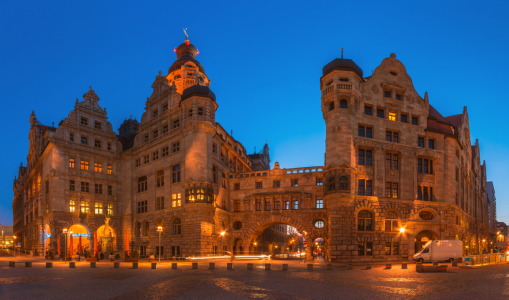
[415,230,438,253]
[68,224,91,256]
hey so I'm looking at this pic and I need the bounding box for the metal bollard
[114,262,120,268]
[192,263,198,269]
[227,263,233,269]
[69,262,75,268]
[265,263,271,270]
[172,263,177,269]
[416,263,422,272]
[307,264,313,270]
[46,262,53,268]
[25,262,32,267]
[9,261,15,267]
[247,263,253,270]
[209,263,215,269]
[151,263,157,269]
[366,265,372,269]
[132,263,138,269]
[346,263,352,270]
[90,262,96,268]
[402,263,407,269]
[433,262,438,266]
[386,263,392,269]
[452,261,458,267]
[282,264,288,271]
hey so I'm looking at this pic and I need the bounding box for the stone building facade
[12,36,492,261]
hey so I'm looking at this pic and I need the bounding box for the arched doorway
[68,224,90,256]
[415,230,438,253]
[233,238,243,255]
[313,238,324,260]
[96,225,116,254]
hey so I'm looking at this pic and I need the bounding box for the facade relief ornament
[371,85,379,94]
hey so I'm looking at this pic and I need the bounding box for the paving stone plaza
[2,252,509,299]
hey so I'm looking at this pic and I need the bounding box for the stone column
[306,238,314,262]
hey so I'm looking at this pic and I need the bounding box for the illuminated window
[107,203,113,215]
[316,199,323,209]
[315,220,325,228]
[197,189,205,200]
[172,193,181,207]
[69,158,75,168]
[389,111,396,121]
[81,161,89,170]
[70,200,75,212]
[94,163,102,172]
[107,165,112,174]
[95,202,103,214]
[80,201,90,214]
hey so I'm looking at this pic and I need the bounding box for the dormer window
[384,91,391,98]
[94,121,101,129]
[81,118,88,126]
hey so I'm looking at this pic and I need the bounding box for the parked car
[413,240,463,263]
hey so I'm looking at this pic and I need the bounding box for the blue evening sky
[1,0,507,224]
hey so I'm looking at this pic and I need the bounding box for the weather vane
[183,28,188,40]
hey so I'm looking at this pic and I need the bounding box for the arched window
[135,222,141,237]
[328,176,335,192]
[329,102,335,111]
[385,211,398,231]
[339,176,348,190]
[314,220,325,229]
[358,210,373,231]
[172,218,181,235]
[144,222,149,236]
[340,100,347,109]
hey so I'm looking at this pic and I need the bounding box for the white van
[413,240,463,263]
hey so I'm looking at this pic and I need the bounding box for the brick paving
[1,255,509,299]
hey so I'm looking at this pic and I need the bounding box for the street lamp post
[157,226,163,263]
[13,236,17,258]
[220,231,225,255]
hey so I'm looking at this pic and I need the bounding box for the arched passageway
[414,230,438,253]
[68,224,90,255]
[96,225,116,254]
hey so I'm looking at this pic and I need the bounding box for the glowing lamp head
[196,50,199,55]
[174,48,177,53]
[185,40,190,45]
[399,227,405,233]
[63,229,68,234]
[13,236,16,239]
[220,231,225,236]
[254,242,257,246]
[157,226,163,232]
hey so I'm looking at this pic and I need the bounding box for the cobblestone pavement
[1,258,509,299]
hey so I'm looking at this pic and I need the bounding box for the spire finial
[183,28,188,40]
[265,139,267,144]
[341,48,343,59]
[89,86,92,90]
[158,71,162,76]
[130,112,132,119]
